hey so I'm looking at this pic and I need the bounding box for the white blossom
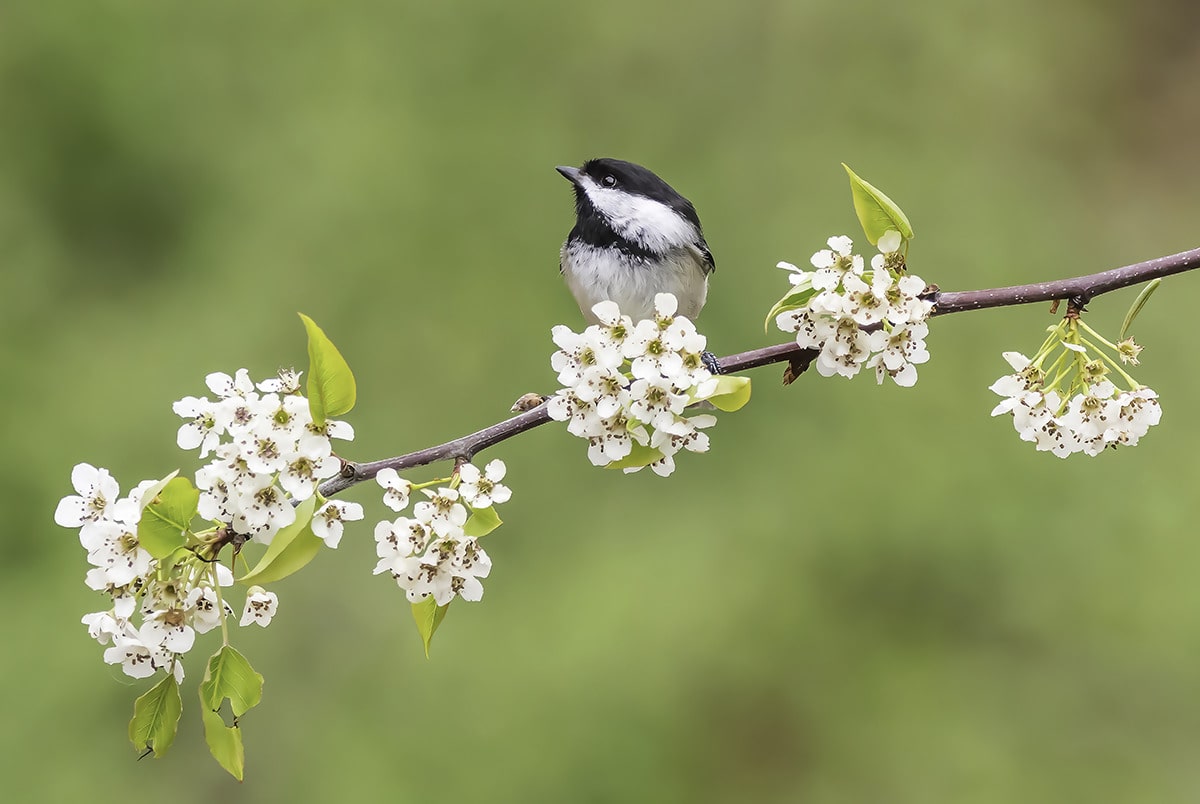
[457,460,512,508]
[376,468,413,513]
[185,586,225,634]
[103,635,158,679]
[810,235,864,291]
[240,587,279,627]
[139,609,196,655]
[772,233,932,389]
[989,345,1162,458]
[78,520,153,587]
[312,500,364,548]
[548,292,730,477]
[414,488,469,538]
[55,463,140,529]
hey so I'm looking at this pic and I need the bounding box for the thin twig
[319,246,1200,499]
[930,246,1200,315]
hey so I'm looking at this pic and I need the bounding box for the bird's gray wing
[687,241,716,275]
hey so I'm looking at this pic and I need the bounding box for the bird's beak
[556,165,583,185]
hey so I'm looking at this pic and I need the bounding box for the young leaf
[463,506,502,538]
[138,476,200,560]
[411,597,450,658]
[198,646,263,780]
[201,706,245,781]
[701,375,752,412]
[199,646,263,717]
[134,469,180,513]
[843,163,914,246]
[1120,279,1161,340]
[128,675,183,758]
[603,442,664,470]
[238,496,319,585]
[298,313,356,426]
[763,286,817,334]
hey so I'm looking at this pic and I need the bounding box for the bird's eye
[602,175,617,187]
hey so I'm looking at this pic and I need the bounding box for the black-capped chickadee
[556,158,715,325]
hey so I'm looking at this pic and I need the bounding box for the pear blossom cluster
[54,367,369,682]
[990,334,1162,457]
[175,369,357,545]
[546,294,720,477]
[372,460,509,606]
[774,232,933,386]
[55,463,280,681]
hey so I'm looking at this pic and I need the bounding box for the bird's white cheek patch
[580,179,698,254]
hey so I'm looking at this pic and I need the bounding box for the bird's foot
[701,350,723,375]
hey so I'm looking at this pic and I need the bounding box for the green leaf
[138,476,199,559]
[411,597,450,658]
[763,286,817,334]
[603,442,664,470]
[135,469,180,512]
[129,675,183,758]
[701,375,752,412]
[238,496,319,585]
[201,706,245,781]
[463,506,502,538]
[1120,279,1161,340]
[200,646,263,716]
[198,646,261,781]
[299,313,357,426]
[843,163,914,245]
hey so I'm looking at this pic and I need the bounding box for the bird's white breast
[561,241,710,323]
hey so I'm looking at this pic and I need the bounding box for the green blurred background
[4,0,1200,800]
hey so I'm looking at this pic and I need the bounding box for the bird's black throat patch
[569,190,658,262]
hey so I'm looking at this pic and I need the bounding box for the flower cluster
[773,232,933,386]
[989,319,1162,457]
[546,294,721,477]
[55,463,280,681]
[176,369,356,545]
[54,367,368,682]
[373,460,510,606]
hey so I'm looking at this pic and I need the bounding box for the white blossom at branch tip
[62,366,365,678]
[989,348,1163,457]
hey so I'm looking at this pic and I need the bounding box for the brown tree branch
[319,246,1200,498]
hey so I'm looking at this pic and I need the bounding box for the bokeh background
[4,0,1199,801]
